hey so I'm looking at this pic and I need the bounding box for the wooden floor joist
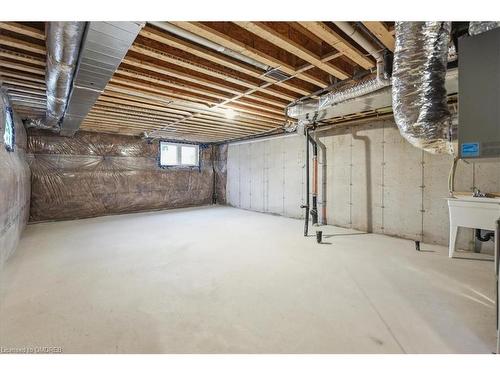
[1,21,396,141]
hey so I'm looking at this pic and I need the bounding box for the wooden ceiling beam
[86,113,258,136]
[106,82,285,116]
[82,118,254,138]
[0,22,45,40]
[0,59,45,75]
[92,103,273,130]
[0,77,45,90]
[110,76,213,105]
[140,25,310,96]
[297,22,374,69]
[97,92,283,126]
[0,69,45,83]
[0,48,45,66]
[169,21,329,88]
[130,44,297,102]
[0,34,45,55]
[116,68,230,101]
[235,22,350,80]
[362,22,395,52]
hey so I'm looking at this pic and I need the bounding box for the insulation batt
[392,22,454,154]
[0,90,30,267]
[27,130,226,222]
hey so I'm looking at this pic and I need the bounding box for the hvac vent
[262,67,291,82]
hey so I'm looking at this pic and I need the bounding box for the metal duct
[392,22,454,154]
[149,22,270,71]
[469,21,500,36]
[287,22,390,123]
[287,68,458,126]
[59,22,144,136]
[42,22,86,130]
[287,73,389,120]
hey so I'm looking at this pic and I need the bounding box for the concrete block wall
[226,118,500,251]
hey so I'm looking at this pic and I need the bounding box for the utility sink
[447,195,500,258]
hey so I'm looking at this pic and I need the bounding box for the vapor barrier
[28,130,223,222]
[0,90,30,267]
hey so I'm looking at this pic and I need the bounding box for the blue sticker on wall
[461,142,480,157]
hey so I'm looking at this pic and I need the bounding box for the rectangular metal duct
[288,69,458,124]
[59,22,144,136]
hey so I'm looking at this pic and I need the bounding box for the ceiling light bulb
[225,108,236,119]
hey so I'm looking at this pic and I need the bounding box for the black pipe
[476,229,495,242]
[301,127,310,236]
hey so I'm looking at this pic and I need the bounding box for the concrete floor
[0,206,496,353]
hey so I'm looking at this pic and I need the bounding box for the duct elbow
[392,22,455,155]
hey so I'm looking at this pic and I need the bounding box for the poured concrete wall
[227,134,306,219]
[227,118,500,251]
[28,130,226,222]
[0,92,30,267]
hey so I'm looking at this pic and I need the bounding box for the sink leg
[449,224,458,258]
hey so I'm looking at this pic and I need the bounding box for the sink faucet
[473,188,487,197]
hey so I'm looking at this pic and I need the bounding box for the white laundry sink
[447,195,500,258]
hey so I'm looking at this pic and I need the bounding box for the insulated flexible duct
[392,22,454,154]
[469,21,500,36]
[45,22,86,129]
[287,22,390,122]
[25,22,86,130]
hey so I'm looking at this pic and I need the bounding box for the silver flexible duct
[287,22,389,121]
[392,22,454,155]
[287,71,389,119]
[45,22,86,129]
[469,21,500,36]
[25,22,86,130]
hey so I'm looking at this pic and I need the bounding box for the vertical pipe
[496,218,500,354]
[301,128,310,236]
[310,136,319,226]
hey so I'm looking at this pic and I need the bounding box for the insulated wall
[0,92,30,267]
[28,130,225,222]
[226,118,500,251]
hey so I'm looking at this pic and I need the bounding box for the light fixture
[225,108,236,119]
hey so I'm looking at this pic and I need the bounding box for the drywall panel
[383,125,423,241]
[351,123,384,233]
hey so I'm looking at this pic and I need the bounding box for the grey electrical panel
[458,27,500,159]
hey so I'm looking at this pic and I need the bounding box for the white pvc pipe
[149,22,270,71]
[334,21,384,62]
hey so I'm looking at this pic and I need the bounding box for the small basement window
[159,141,199,167]
[3,107,15,152]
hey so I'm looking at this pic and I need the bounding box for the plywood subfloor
[0,206,496,353]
